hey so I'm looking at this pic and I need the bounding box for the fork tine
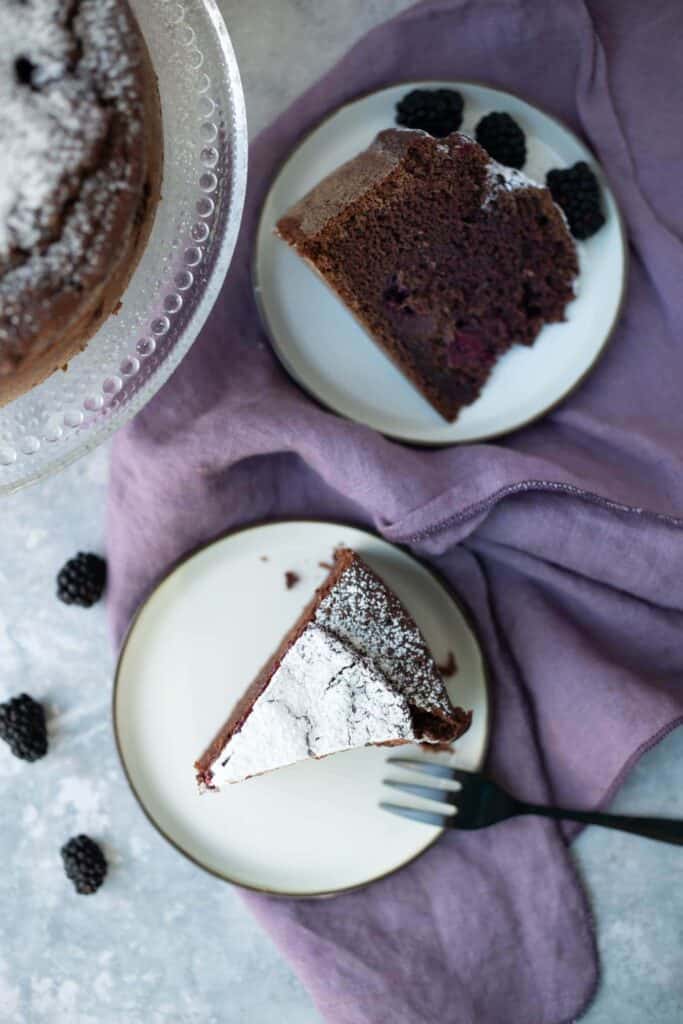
[439,768,472,786]
[383,779,458,805]
[380,802,451,829]
[386,756,472,784]
[386,756,455,779]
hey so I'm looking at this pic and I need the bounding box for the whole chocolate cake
[276,129,578,422]
[0,0,163,406]
[196,548,471,788]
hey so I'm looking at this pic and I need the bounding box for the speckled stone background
[1,2,682,1022]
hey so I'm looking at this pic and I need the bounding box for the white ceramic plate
[114,521,489,897]
[254,81,627,445]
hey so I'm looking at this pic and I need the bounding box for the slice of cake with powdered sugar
[195,548,471,789]
[276,128,578,422]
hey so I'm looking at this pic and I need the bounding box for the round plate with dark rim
[113,520,489,897]
[253,80,627,446]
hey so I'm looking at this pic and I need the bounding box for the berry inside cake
[195,548,471,788]
[276,129,578,422]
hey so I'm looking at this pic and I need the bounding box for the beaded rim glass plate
[0,0,248,494]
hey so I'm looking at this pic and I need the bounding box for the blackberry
[0,694,47,762]
[15,56,38,89]
[61,835,107,895]
[475,112,526,168]
[395,88,464,138]
[546,161,605,240]
[57,552,107,607]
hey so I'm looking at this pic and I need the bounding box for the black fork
[381,758,683,846]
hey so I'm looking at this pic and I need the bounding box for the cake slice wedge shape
[276,128,578,422]
[195,548,471,788]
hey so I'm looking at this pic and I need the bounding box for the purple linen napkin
[108,1,683,1021]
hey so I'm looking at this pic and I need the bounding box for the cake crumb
[260,556,269,562]
[285,571,300,590]
[437,651,457,677]
[420,740,454,753]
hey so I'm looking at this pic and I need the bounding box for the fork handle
[520,803,683,846]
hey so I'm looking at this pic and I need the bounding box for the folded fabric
[108,1,683,1021]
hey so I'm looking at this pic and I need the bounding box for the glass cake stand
[0,0,248,495]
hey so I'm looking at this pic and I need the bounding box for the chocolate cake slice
[276,129,578,422]
[195,548,471,788]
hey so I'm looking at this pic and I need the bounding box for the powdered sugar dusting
[483,158,543,208]
[482,156,578,281]
[408,128,543,206]
[316,556,454,719]
[206,553,463,786]
[0,0,147,367]
[210,623,415,786]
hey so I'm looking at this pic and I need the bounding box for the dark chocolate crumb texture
[196,548,471,788]
[437,651,458,678]
[276,129,578,422]
[285,571,301,590]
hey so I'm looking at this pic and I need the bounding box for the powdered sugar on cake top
[314,556,454,719]
[209,623,416,786]
[0,0,147,362]
[0,1,142,262]
[406,129,542,206]
[482,158,543,207]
